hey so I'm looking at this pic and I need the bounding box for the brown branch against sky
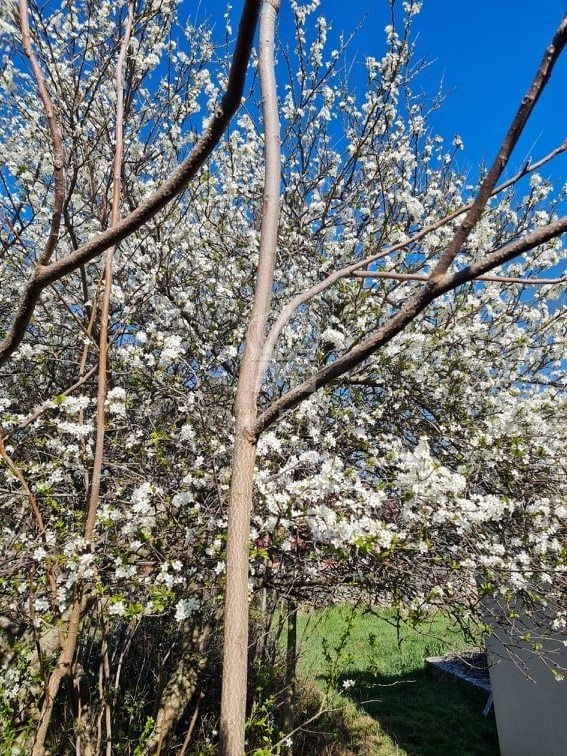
[0,0,262,368]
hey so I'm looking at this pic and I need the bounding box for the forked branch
[252,13,567,427]
[254,212,567,436]
[32,3,134,751]
[352,271,567,285]
[428,14,567,282]
[220,1,282,752]
[254,139,567,395]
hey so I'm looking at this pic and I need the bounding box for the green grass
[293,605,499,755]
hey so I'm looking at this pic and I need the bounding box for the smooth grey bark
[219,2,281,754]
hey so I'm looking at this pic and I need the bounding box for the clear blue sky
[201,0,567,183]
[346,0,567,175]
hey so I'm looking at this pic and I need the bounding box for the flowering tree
[1,0,263,751]
[0,1,566,754]
[219,2,567,751]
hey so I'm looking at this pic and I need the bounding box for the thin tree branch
[472,273,566,285]
[0,0,262,368]
[352,270,567,285]
[96,613,112,756]
[0,431,61,625]
[429,15,567,283]
[254,213,567,437]
[253,247,392,399]
[85,0,133,543]
[178,691,204,756]
[32,4,135,750]
[77,289,102,496]
[18,0,66,266]
[254,139,567,392]
[443,214,567,286]
[48,284,101,345]
[270,703,346,752]
[32,596,83,755]
[2,364,98,443]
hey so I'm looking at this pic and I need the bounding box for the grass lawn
[292,605,499,755]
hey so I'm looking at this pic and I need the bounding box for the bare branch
[178,691,204,756]
[2,364,98,443]
[255,139,567,390]
[352,271,567,285]
[429,15,567,283]
[0,431,61,623]
[472,273,566,285]
[32,597,83,755]
[48,284,101,345]
[254,213,567,437]
[18,0,66,266]
[32,4,135,750]
[444,214,567,286]
[0,0,262,368]
[84,0,134,544]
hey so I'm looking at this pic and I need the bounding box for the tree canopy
[0,1,565,753]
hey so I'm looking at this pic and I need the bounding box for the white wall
[487,620,567,756]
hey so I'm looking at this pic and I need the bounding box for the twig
[254,212,567,436]
[252,14,567,436]
[0,430,61,624]
[48,284,101,346]
[32,4,135,751]
[429,16,567,283]
[352,271,567,285]
[2,364,98,442]
[178,691,204,756]
[270,703,345,752]
[84,0,133,543]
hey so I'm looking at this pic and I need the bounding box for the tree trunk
[144,620,213,755]
[219,1,281,753]
[220,430,258,754]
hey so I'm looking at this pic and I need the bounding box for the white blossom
[174,597,200,622]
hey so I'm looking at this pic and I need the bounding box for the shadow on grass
[329,668,500,756]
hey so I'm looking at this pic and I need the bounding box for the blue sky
[203,0,567,185]
[360,0,567,174]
